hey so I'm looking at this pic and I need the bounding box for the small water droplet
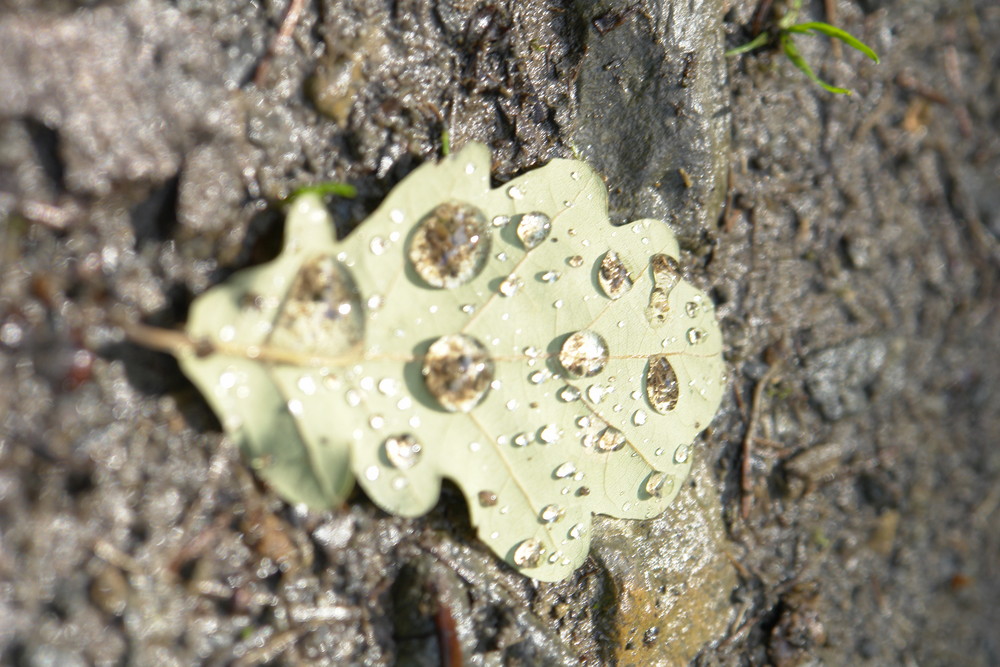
[529,370,549,384]
[633,410,648,426]
[655,447,665,456]
[568,523,585,539]
[367,294,385,311]
[646,355,680,414]
[567,255,584,268]
[407,201,491,289]
[598,250,634,300]
[491,215,511,228]
[506,185,525,200]
[553,299,564,309]
[516,212,552,250]
[495,251,508,262]
[369,414,385,429]
[345,390,361,407]
[506,399,518,411]
[460,303,476,314]
[422,334,494,412]
[365,465,380,481]
[595,426,627,453]
[465,162,476,174]
[539,425,561,444]
[469,441,481,452]
[541,270,561,283]
[674,443,691,463]
[297,376,317,395]
[512,538,543,567]
[558,385,581,402]
[390,209,405,224]
[376,378,398,396]
[513,432,531,447]
[499,275,521,297]
[478,490,498,507]
[685,301,700,318]
[645,471,675,498]
[563,200,573,208]
[360,376,376,391]
[570,171,581,180]
[397,396,412,410]
[287,399,304,416]
[384,434,422,469]
[586,384,607,404]
[612,403,623,413]
[392,476,409,490]
[554,462,576,478]
[576,415,592,428]
[540,504,564,523]
[369,236,388,255]
[686,328,707,345]
[559,330,609,378]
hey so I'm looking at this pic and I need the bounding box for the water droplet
[674,443,691,463]
[654,447,664,456]
[287,399,304,416]
[392,476,409,490]
[397,396,412,410]
[595,426,627,453]
[377,378,399,396]
[407,201,491,289]
[499,275,521,297]
[297,376,317,395]
[598,251,633,300]
[568,523,585,539]
[512,538,543,567]
[541,270,561,283]
[369,414,385,429]
[645,471,675,498]
[567,255,584,268]
[576,415,592,428]
[365,465,380,481]
[554,462,576,478]
[506,185,525,200]
[465,162,476,174]
[491,215,511,228]
[529,370,549,384]
[469,441,481,452]
[558,330,609,378]
[460,303,476,315]
[345,389,361,408]
[422,334,494,412]
[506,399,518,411]
[478,490,498,507]
[570,171,581,180]
[645,355,680,414]
[384,434,422,469]
[558,385,581,402]
[686,328,707,345]
[390,209,405,224]
[539,425,561,444]
[553,299,564,309]
[516,212,552,249]
[367,294,385,311]
[273,256,364,355]
[612,403,623,413]
[586,384,607,404]
[540,504,564,523]
[513,432,531,447]
[369,236,388,255]
[633,410,648,426]
[495,251,508,262]
[685,301,700,318]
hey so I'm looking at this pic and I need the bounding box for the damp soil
[1,0,998,665]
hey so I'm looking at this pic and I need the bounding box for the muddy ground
[1,0,998,665]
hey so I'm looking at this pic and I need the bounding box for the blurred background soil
[0,0,998,664]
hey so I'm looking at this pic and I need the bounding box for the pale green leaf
[175,143,726,581]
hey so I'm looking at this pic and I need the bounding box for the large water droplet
[408,201,491,289]
[273,256,364,355]
[384,434,422,469]
[539,504,564,523]
[644,471,675,498]
[595,426,627,453]
[512,538,544,567]
[422,334,494,412]
[644,253,683,328]
[598,251,633,300]
[558,330,609,378]
[516,212,552,249]
[646,355,680,414]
